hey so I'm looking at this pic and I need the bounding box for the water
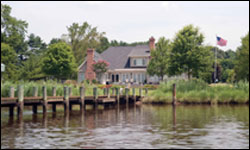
[1,105,249,149]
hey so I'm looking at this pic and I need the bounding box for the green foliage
[147,37,170,80]
[27,33,47,55]
[168,25,213,80]
[42,42,77,80]
[1,4,28,55]
[145,79,249,104]
[235,32,249,81]
[1,43,19,80]
[65,22,105,65]
[92,60,109,82]
[96,37,110,53]
[19,54,46,80]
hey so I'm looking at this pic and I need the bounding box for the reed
[144,79,249,104]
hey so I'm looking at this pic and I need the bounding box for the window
[133,58,147,66]
[143,58,146,65]
[142,73,145,83]
[137,59,143,66]
[134,73,137,82]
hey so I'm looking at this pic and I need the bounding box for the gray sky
[2,1,249,51]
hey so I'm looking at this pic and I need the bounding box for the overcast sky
[2,1,249,51]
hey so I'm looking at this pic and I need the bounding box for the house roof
[79,44,150,70]
[100,46,134,70]
[128,45,151,57]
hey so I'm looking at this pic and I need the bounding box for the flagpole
[215,35,217,83]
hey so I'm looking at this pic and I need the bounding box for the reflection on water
[1,105,249,149]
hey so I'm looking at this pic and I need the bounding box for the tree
[92,60,109,83]
[42,42,77,80]
[96,37,110,53]
[1,4,28,55]
[168,25,212,80]
[65,22,105,65]
[235,32,249,81]
[19,54,46,81]
[27,33,47,55]
[147,37,170,81]
[49,38,64,45]
[1,43,19,80]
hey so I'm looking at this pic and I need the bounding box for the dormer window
[132,57,148,67]
[134,59,137,66]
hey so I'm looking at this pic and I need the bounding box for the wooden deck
[1,86,146,118]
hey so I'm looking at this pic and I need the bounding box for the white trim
[78,60,86,70]
[109,69,147,72]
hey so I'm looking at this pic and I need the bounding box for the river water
[1,105,249,149]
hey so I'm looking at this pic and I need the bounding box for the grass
[1,80,149,97]
[143,79,249,104]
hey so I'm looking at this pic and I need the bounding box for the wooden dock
[1,86,147,118]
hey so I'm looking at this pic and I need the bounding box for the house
[78,37,188,84]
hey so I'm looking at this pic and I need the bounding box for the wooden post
[139,88,142,97]
[103,88,107,96]
[80,86,85,110]
[69,87,73,111]
[112,88,115,96]
[32,87,38,114]
[125,88,129,105]
[69,87,72,97]
[9,87,15,117]
[172,83,176,106]
[52,87,56,96]
[132,88,136,103]
[42,86,47,114]
[9,87,15,98]
[107,88,110,99]
[64,87,69,112]
[116,88,120,105]
[33,87,38,97]
[145,88,148,96]
[52,86,56,112]
[17,85,24,118]
[93,87,98,106]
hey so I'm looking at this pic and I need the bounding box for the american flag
[216,36,227,46]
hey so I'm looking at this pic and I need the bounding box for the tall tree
[19,54,46,80]
[96,37,110,53]
[65,22,105,65]
[168,25,212,80]
[235,32,249,81]
[49,38,63,45]
[42,42,77,80]
[27,33,47,55]
[147,37,170,81]
[1,4,28,55]
[1,43,19,80]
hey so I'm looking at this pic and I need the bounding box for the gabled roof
[128,45,151,57]
[100,46,134,70]
[78,44,150,70]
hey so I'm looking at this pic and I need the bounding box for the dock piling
[172,83,176,106]
[17,85,24,118]
[64,87,69,112]
[42,86,48,114]
[80,86,85,110]
[9,87,15,117]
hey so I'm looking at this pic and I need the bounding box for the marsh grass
[1,80,149,97]
[145,79,249,104]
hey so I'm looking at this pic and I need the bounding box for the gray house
[78,37,187,84]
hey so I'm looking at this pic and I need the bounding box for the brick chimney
[85,48,96,81]
[149,36,155,50]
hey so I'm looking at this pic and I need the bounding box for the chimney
[85,48,96,81]
[149,36,155,50]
